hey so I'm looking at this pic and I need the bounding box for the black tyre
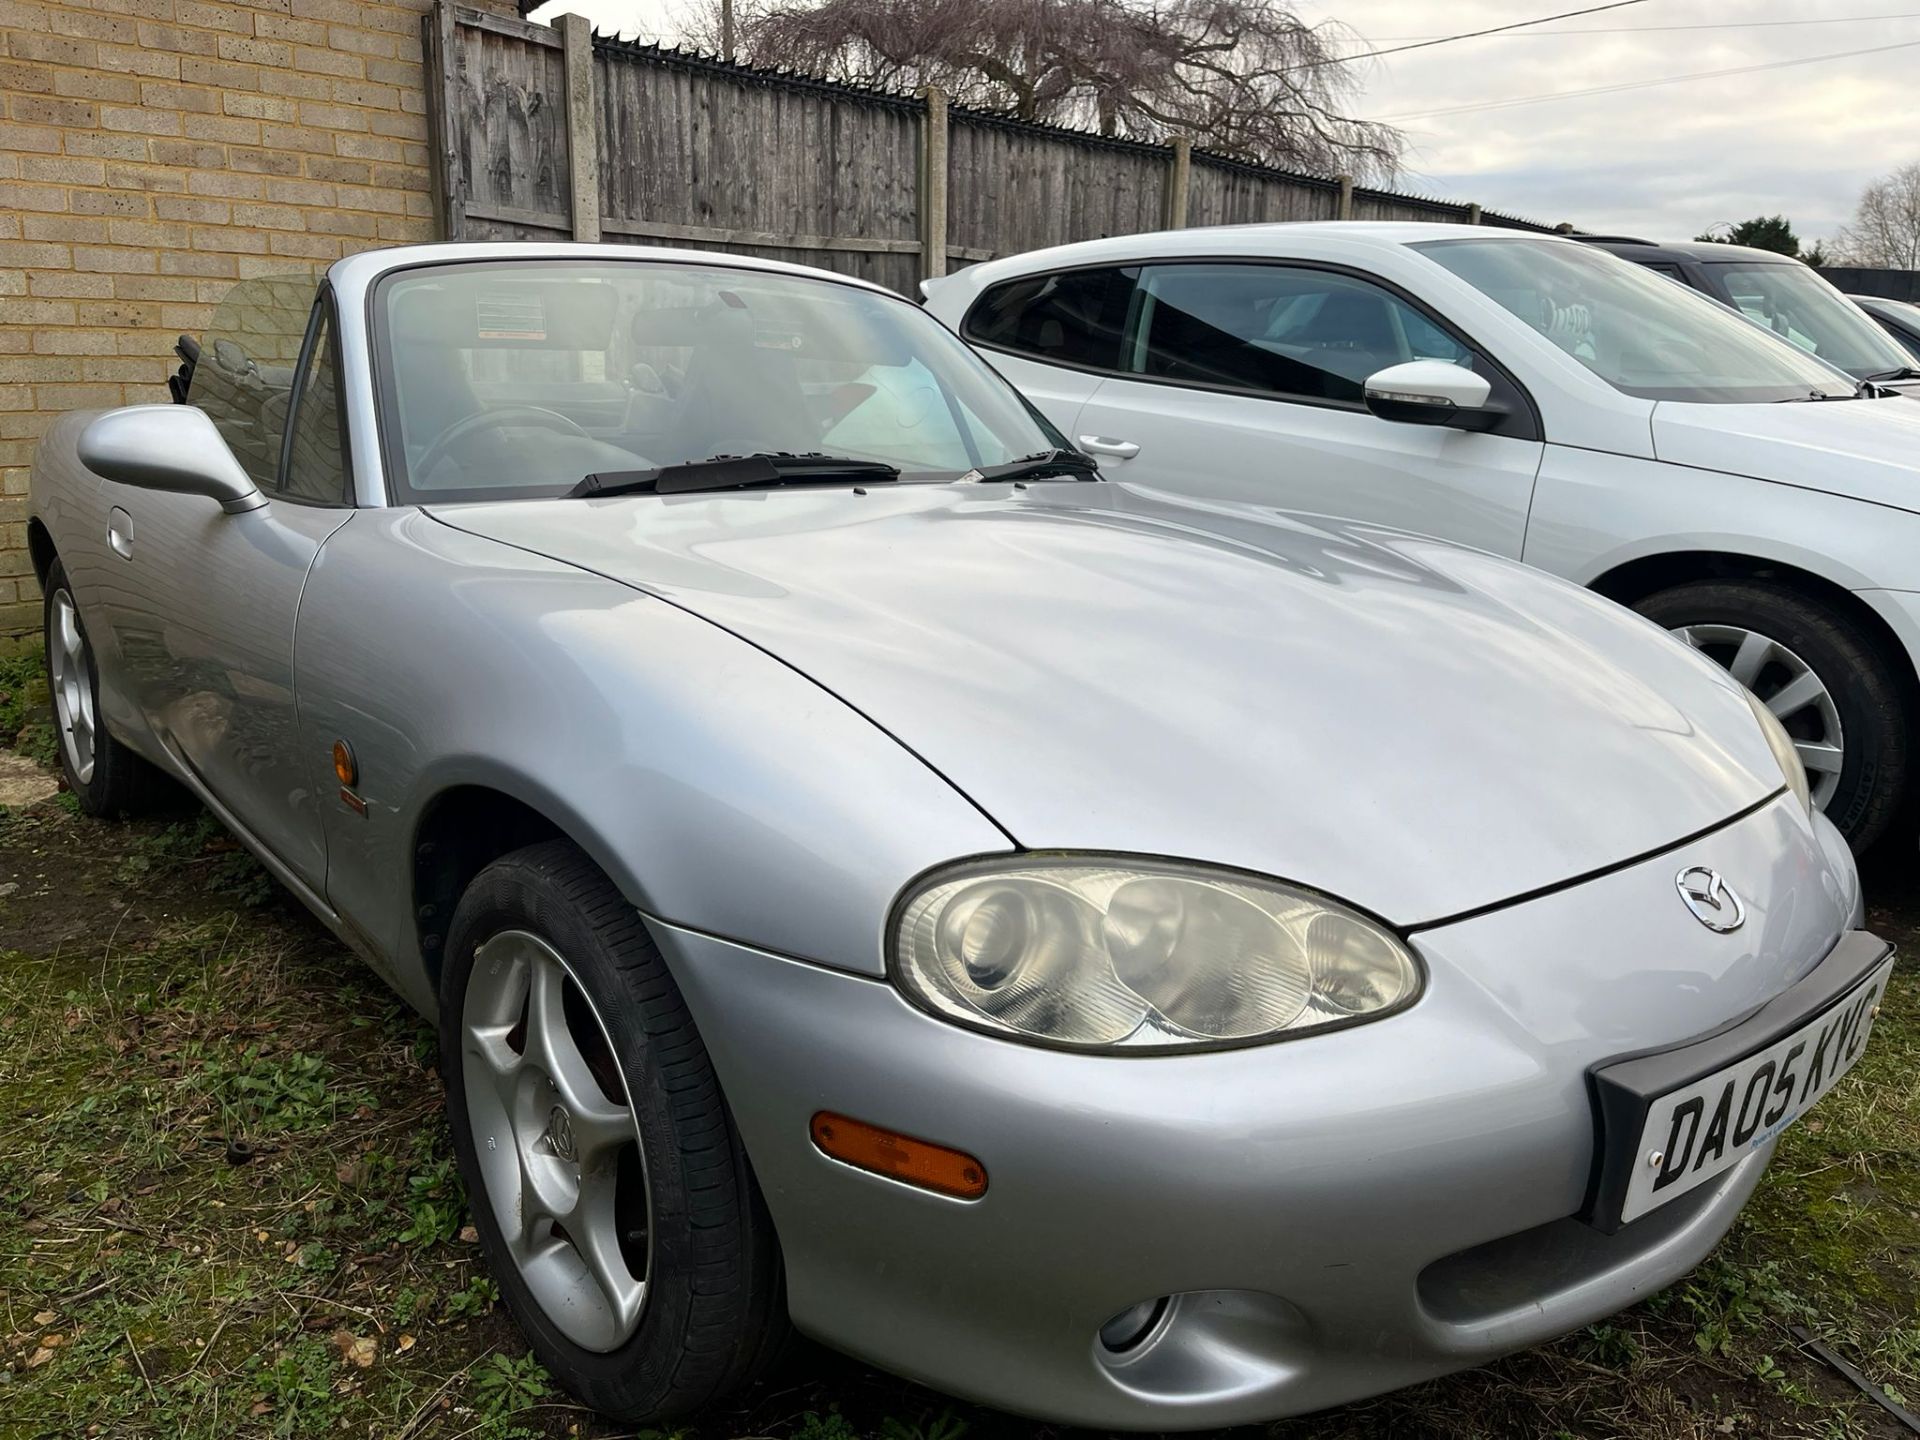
[41,558,175,817]
[439,839,785,1422]
[1635,579,1909,850]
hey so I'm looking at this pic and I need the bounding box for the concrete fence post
[1336,173,1354,221]
[1164,135,1191,230]
[919,85,949,285]
[1468,203,1482,225]
[561,13,601,242]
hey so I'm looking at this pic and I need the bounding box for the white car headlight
[1747,690,1813,817]
[891,856,1421,1052]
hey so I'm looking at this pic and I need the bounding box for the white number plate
[1620,958,1893,1223]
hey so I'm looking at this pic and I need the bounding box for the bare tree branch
[1833,163,1920,271]
[685,0,1401,178]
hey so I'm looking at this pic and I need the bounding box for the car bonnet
[428,482,1784,928]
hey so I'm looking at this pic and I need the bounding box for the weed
[880,1408,969,1440]
[470,1352,550,1438]
[114,812,275,905]
[192,1045,357,1136]
[398,1153,468,1246]
[251,1338,346,1438]
[1580,1320,1641,1370]
[792,1406,861,1440]
[0,641,58,766]
[446,1273,501,1319]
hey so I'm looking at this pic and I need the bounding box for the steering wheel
[415,405,594,480]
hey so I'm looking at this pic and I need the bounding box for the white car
[924,223,1920,850]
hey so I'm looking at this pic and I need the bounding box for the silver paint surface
[25,241,1865,1428]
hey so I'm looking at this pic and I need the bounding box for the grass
[0,641,59,769]
[1,658,1917,1439]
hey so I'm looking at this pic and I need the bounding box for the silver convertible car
[28,242,1893,1429]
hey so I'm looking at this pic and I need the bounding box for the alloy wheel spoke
[563,1086,635,1167]
[1766,669,1825,722]
[516,1164,563,1250]
[1726,630,1772,687]
[468,1019,524,1116]
[567,1171,647,1336]
[462,930,653,1353]
[56,600,81,665]
[523,953,631,1160]
[523,951,572,1081]
[1796,740,1844,776]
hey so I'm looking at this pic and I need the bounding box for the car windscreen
[1708,261,1913,380]
[1414,239,1856,403]
[371,260,1061,503]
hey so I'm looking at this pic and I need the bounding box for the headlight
[1746,690,1813,816]
[891,856,1421,1052]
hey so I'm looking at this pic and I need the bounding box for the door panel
[1075,377,1542,558]
[1073,260,1543,556]
[93,275,354,891]
[98,492,351,887]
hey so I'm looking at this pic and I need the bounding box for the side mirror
[1363,361,1497,428]
[78,405,267,514]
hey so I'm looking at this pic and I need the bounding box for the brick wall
[0,0,500,640]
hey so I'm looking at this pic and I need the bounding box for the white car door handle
[1078,435,1140,459]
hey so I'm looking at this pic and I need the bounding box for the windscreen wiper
[571,452,900,498]
[963,448,1102,483]
[1862,366,1920,384]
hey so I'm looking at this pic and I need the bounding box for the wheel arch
[410,781,576,997]
[1587,548,1920,701]
[26,518,56,590]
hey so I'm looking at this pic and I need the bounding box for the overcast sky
[531,0,1920,245]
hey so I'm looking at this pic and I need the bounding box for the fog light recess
[1098,1297,1170,1354]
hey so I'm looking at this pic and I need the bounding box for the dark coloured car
[1851,293,1920,364]
[1580,237,1920,390]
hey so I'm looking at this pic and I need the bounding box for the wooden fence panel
[423,1,1574,290]
[1188,160,1340,227]
[595,48,922,291]
[946,121,1170,262]
[1350,191,1468,225]
[434,9,571,238]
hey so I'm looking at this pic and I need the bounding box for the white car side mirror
[1363,361,1495,428]
[78,404,268,514]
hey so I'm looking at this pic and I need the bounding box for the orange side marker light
[810,1111,987,1200]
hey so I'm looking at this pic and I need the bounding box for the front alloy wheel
[1635,578,1909,850]
[462,930,651,1352]
[440,840,786,1422]
[1670,623,1844,810]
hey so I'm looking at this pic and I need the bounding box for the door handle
[1078,435,1140,459]
[107,506,134,560]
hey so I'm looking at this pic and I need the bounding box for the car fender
[1525,445,1920,597]
[292,509,1013,1016]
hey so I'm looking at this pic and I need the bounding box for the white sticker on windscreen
[476,293,546,342]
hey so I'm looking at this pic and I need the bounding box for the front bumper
[654,796,1863,1428]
